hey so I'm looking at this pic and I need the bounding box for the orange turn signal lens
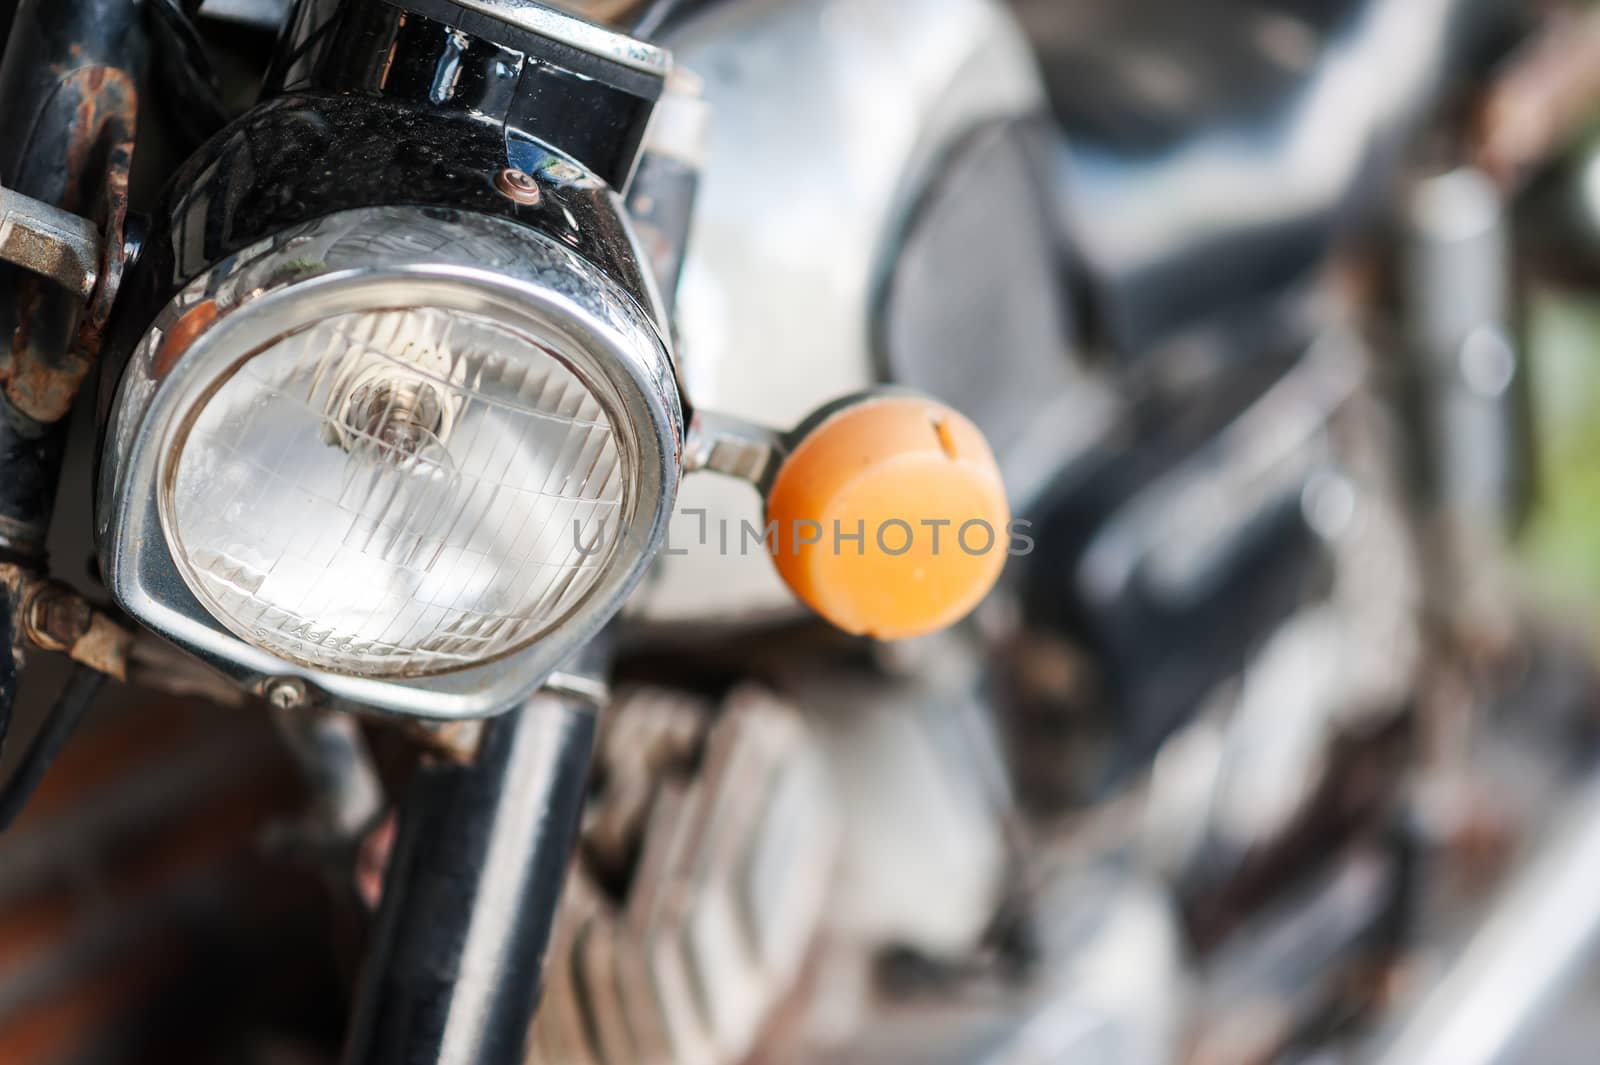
[766,396,1010,641]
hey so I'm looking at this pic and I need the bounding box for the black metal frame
[0,0,141,560]
[0,0,141,834]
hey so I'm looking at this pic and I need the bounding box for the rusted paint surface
[0,66,136,426]
[22,583,132,682]
[65,612,132,682]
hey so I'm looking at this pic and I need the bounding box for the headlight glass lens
[163,306,627,678]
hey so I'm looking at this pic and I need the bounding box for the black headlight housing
[93,0,686,718]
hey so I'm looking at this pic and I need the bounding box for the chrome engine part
[529,686,835,1065]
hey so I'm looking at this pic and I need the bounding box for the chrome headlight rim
[154,275,652,678]
[100,206,682,719]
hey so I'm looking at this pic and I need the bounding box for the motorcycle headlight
[100,207,681,717]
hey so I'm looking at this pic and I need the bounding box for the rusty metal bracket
[0,0,141,429]
[0,185,101,300]
[0,564,132,682]
[0,65,136,427]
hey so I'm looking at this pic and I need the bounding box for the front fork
[344,687,600,1065]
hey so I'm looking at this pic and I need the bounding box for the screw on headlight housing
[264,677,310,711]
[23,585,94,655]
[495,168,543,206]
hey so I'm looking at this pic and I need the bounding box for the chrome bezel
[99,207,682,719]
[449,0,672,77]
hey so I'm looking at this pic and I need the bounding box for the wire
[0,665,105,832]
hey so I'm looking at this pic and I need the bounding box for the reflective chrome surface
[100,207,682,719]
[346,686,600,1065]
[269,0,669,191]
[1030,0,1505,355]
[1401,166,1526,638]
[529,686,834,1065]
[451,0,672,76]
[197,0,290,26]
[633,0,1050,623]
[1371,770,1600,1065]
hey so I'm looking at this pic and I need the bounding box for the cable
[0,665,105,832]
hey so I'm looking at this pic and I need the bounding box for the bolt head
[266,677,309,710]
[495,168,543,206]
[24,587,91,653]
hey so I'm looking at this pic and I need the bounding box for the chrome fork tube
[342,690,599,1065]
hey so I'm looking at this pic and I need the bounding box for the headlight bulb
[336,375,449,460]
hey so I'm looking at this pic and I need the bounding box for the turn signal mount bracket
[685,392,1011,641]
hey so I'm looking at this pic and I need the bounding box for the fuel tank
[629,0,1069,625]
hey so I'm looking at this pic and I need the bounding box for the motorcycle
[0,0,1595,1063]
